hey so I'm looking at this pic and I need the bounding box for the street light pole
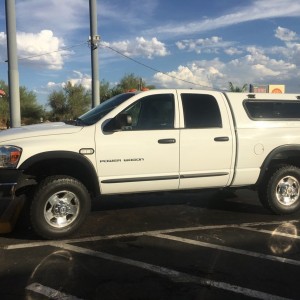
[89,0,100,107]
[5,0,21,127]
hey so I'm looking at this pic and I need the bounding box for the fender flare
[18,150,100,195]
[257,144,300,184]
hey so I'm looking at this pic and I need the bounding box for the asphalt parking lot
[1,189,300,300]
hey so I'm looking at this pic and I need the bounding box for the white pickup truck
[1,89,300,239]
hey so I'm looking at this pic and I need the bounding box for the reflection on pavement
[26,250,75,300]
[269,222,297,255]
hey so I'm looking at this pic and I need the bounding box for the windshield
[77,93,136,125]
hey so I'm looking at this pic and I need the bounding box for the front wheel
[30,176,91,239]
[259,165,300,215]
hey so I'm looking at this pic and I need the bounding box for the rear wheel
[259,165,300,214]
[30,176,91,239]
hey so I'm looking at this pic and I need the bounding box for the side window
[244,100,300,120]
[124,94,175,130]
[181,94,222,128]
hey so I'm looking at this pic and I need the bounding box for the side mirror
[103,113,132,132]
[115,113,132,129]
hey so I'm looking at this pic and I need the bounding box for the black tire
[258,165,300,215]
[30,175,91,239]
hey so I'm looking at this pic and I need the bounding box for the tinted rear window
[181,94,222,128]
[244,100,300,120]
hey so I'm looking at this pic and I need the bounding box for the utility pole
[89,0,100,107]
[5,0,21,127]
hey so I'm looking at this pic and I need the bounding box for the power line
[100,42,215,90]
[2,41,87,63]
[1,38,216,90]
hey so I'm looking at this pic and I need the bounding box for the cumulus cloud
[176,36,235,54]
[226,58,295,85]
[102,37,169,59]
[224,47,243,56]
[68,71,92,90]
[275,27,298,42]
[153,58,225,89]
[153,25,300,91]
[0,30,71,70]
[272,27,300,66]
[47,71,91,91]
[176,36,239,55]
[47,82,62,89]
[154,66,211,89]
[153,44,298,90]
[251,64,280,77]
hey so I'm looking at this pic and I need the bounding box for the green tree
[115,73,154,92]
[99,74,155,103]
[0,80,43,126]
[100,79,113,102]
[64,82,91,119]
[47,82,91,121]
[20,86,44,124]
[117,73,143,91]
[110,85,125,97]
[48,90,67,121]
[228,82,248,92]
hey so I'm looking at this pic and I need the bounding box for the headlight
[0,146,22,168]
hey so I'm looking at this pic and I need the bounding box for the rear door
[178,90,235,189]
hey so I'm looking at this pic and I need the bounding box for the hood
[0,122,83,143]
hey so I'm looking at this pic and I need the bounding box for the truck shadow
[3,189,297,241]
[93,189,265,214]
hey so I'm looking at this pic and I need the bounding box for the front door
[95,91,180,194]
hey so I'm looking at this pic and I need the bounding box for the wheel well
[258,147,300,186]
[17,153,100,198]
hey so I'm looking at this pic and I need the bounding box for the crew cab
[1,89,300,239]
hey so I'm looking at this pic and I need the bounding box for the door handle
[158,138,176,144]
[214,136,229,142]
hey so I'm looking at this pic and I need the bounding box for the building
[249,84,285,93]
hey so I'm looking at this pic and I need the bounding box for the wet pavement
[1,189,300,299]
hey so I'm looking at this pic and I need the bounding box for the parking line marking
[240,226,300,239]
[60,243,292,300]
[149,233,300,267]
[4,220,297,250]
[26,282,84,300]
[240,220,299,227]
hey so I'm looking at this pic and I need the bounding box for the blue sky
[1,0,300,105]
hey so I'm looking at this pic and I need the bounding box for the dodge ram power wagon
[1,89,300,239]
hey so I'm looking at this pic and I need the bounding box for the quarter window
[181,94,222,128]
